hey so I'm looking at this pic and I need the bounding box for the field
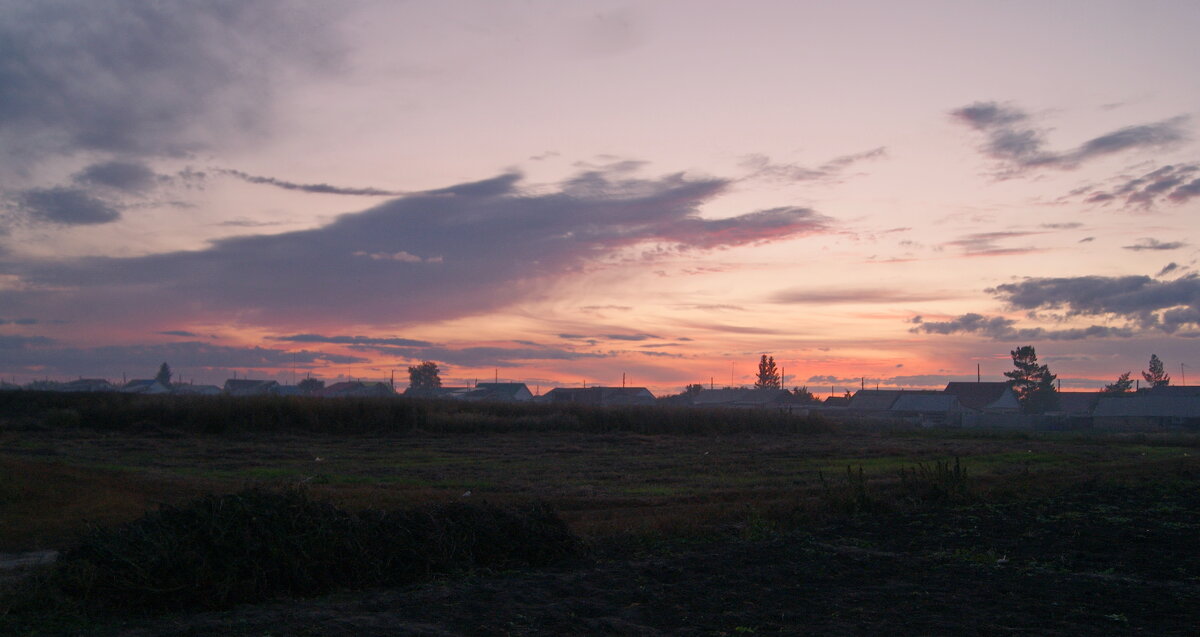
[2,392,1199,634]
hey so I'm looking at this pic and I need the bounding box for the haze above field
[2,0,1199,392]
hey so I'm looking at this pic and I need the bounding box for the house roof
[1094,394,1200,419]
[1056,392,1100,414]
[690,388,794,406]
[943,382,1016,410]
[474,383,531,397]
[847,390,906,411]
[891,394,962,413]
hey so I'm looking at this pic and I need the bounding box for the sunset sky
[3,1,1200,394]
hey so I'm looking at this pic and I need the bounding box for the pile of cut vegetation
[44,489,582,612]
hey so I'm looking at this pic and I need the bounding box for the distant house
[889,393,969,427]
[61,378,116,393]
[822,395,851,408]
[687,388,798,410]
[943,382,1021,414]
[542,386,656,406]
[465,382,533,402]
[1093,390,1200,430]
[223,379,281,396]
[846,389,967,426]
[319,381,395,398]
[121,379,171,395]
[171,384,222,396]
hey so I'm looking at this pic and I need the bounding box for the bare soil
[61,475,1200,636]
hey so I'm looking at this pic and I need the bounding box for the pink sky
[2,1,1200,394]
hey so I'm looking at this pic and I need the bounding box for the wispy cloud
[943,231,1043,257]
[218,169,406,197]
[909,313,1134,340]
[951,101,1188,177]
[1082,164,1200,209]
[770,288,951,304]
[269,334,434,348]
[740,147,887,184]
[1123,238,1187,251]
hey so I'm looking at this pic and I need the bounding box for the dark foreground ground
[42,477,1199,637]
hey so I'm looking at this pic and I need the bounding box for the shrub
[49,489,582,612]
[899,457,971,504]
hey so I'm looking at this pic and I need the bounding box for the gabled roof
[1143,385,1200,397]
[690,388,794,407]
[891,393,963,413]
[473,383,533,400]
[943,382,1019,411]
[223,379,280,395]
[847,390,907,411]
[543,386,655,405]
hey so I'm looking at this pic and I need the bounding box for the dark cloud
[943,231,1042,257]
[354,344,609,368]
[74,161,159,192]
[740,147,887,184]
[218,169,405,197]
[0,169,832,330]
[270,334,433,348]
[0,1,337,166]
[770,288,950,304]
[910,312,1134,340]
[158,330,200,337]
[1123,238,1187,251]
[951,101,1188,176]
[559,333,658,342]
[0,339,365,378]
[989,274,1200,333]
[0,334,55,348]
[1082,164,1200,209]
[1158,263,1181,277]
[10,187,120,225]
[0,318,39,325]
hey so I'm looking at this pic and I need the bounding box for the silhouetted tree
[683,383,705,395]
[792,386,817,403]
[408,361,442,393]
[155,362,172,387]
[755,355,781,389]
[1102,371,1133,394]
[1142,354,1171,387]
[1003,346,1058,413]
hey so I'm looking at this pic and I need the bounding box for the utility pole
[977,363,981,383]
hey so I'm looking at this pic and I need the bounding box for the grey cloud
[1123,238,1187,251]
[740,147,887,184]
[1,169,832,330]
[270,334,434,348]
[1083,164,1200,209]
[1158,263,1181,277]
[989,274,1200,333]
[0,339,365,378]
[0,334,55,348]
[951,101,1188,176]
[357,344,609,368]
[74,161,159,192]
[0,1,338,166]
[910,312,1134,340]
[218,169,405,197]
[0,317,39,325]
[11,187,120,225]
[158,330,200,337]
[771,288,950,304]
[944,231,1041,256]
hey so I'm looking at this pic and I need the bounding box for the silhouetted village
[5,351,1199,431]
